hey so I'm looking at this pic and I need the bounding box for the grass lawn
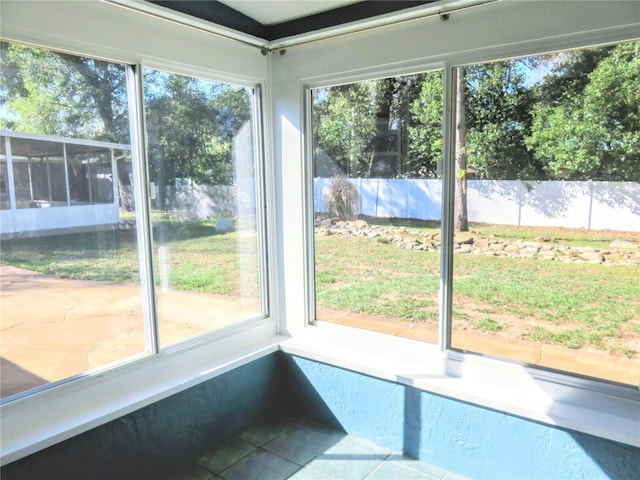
[1,217,638,358]
[0,217,259,297]
[315,221,639,359]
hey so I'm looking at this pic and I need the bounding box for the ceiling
[219,1,362,26]
[149,1,436,41]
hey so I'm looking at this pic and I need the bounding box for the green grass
[314,225,639,357]
[0,216,259,297]
[1,217,638,356]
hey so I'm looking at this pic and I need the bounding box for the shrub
[326,176,360,220]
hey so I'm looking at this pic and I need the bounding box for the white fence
[314,178,640,232]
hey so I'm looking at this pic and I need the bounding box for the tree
[143,70,252,209]
[1,41,254,213]
[312,82,376,177]
[464,59,539,180]
[527,41,640,180]
[0,41,129,143]
[453,68,469,231]
[408,70,444,178]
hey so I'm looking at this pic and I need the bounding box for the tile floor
[172,417,470,480]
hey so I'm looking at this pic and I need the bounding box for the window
[451,42,640,386]
[311,71,444,342]
[0,42,145,399]
[143,68,265,347]
[311,40,639,386]
[0,42,268,400]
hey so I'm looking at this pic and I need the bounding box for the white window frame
[298,34,640,449]
[1,0,638,468]
[0,18,277,467]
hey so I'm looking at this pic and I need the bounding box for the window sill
[0,321,282,466]
[279,322,640,447]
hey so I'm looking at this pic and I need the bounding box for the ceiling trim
[150,1,436,42]
[151,1,269,39]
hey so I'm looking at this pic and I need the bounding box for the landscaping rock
[314,217,638,265]
[454,232,474,245]
[580,251,603,263]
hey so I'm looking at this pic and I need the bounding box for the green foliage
[474,317,505,332]
[0,41,129,142]
[0,41,253,199]
[526,42,640,180]
[326,176,360,220]
[408,70,444,177]
[464,60,541,179]
[312,82,376,177]
[144,70,251,192]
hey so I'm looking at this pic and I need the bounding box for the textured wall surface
[1,354,281,479]
[3,352,638,479]
[281,355,640,480]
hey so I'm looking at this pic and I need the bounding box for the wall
[314,178,640,231]
[0,354,281,479]
[281,354,640,480]
[4,353,637,480]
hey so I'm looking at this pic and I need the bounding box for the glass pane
[67,146,113,205]
[143,69,262,347]
[312,71,444,342]
[451,41,640,385]
[9,137,67,208]
[0,42,145,399]
[0,143,8,209]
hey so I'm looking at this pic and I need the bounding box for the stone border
[315,218,640,265]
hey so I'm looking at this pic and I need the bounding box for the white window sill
[3,321,637,467]
[280,322,640,448]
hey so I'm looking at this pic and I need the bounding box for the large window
[312,70,444,342]
[143,68,264,347]
[0,42,145,400]
[0,42,267,400]
[450,42,639,385]
[311,40,639,386]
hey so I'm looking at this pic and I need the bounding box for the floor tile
[366,460,438,479]
[385,454,450,479]
[168,465,219,480]
[262,423,342,465]
[339,434,394,459]
[304,441,385,480]
[287,466,334,479]
[197,436,257,474]
[240,418,296,446]
[218,448,300,480]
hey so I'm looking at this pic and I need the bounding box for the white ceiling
[219,0,362,25]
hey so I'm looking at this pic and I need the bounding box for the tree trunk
[454,67,469,232]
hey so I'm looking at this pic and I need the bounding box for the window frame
[301,36,640,448]
[0,35,275,467]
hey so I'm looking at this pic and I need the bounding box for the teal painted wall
[281,354,640,480]
[2,352,638,479]
[1,354,281,479]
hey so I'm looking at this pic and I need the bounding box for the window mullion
[438,65,456,352]
[127,63,159,354]
[252,84,270,317]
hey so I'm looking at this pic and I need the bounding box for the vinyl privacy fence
[314,178,640,232]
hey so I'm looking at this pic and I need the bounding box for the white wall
[314,179,640,231]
